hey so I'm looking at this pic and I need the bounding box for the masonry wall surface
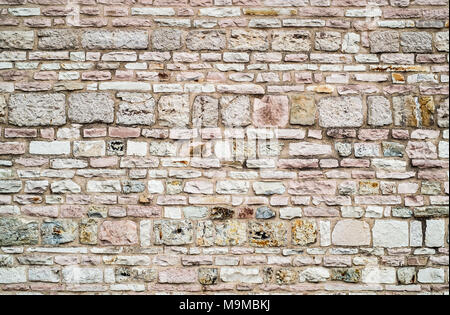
[0,0,449,295]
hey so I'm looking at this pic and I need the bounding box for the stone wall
[0,0,449,295]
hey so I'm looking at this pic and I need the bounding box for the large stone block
[8,93,66,127]
[248,221,287,247]
[0,31,34,49]
[186,30,226,51]
[290,95,316,126]
[152,29,182,51]
[68,93,115,124]
[82,30,149,50]
[158,94,190,127]
[292,219,317,246]
[400,32,432,53]
[116,93,156,126]
[229,30,269,51]
[192,95,219,128]
[272,30,311,52]
[318,96,364,128]
[220,95,251,127]
[253,95,289,127]
[37,29,79,50]
[154,220,193,245]
[0,217,39,246]
[215,220,247,246]
[372,220,409,248]
[332,220,371,246]
[41,220,78,245]
[369,31,399,53]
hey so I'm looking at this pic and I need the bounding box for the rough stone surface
[117,93,156,126]
[318,96,364,128]
[158,95,190,127]
[8,93,66,127]
[68,93,115,124]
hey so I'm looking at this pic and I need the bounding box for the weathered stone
[99,220,138,246]
[210,207,234,220]
[8,93,66,127]
[315,31,341,51]
[292,219,317,246]
[220,95,251,127]
[318,96,364,128]
[273,30,311,52]
[38,29,79,50]
[290,95,316,126]
[197,220,214,247]
[152,29,182,51]
[393,96,434,127]
[51,180,81,194]
[397,267,416,285]
[41,219,78,245]
[276,268,298,285]
[437,98,448,128]
[400,32,432,53]
[117,93,156,126]
[0,31,34,49]
[0,267,26,284]
[123,181,146,194]
[229,30,269,51]
[82,30,149,49]
[79,219,98,245]
[198,268,218,285]
[192,95,219,128]
[0,217,39,246]
[367,96,392,126]
[435,31,449,52]
[154,220,193,245]
[369,31,399,53]
[253,95,289,127]
[186,30,226,51]
[331,268,362,283]
[332,220,371,246]
[248,221,287,247]
[158,94,190,127]
[215,220,246,246]
[68,93,115,124]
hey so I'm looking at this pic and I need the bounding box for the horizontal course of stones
[0,0,449,295]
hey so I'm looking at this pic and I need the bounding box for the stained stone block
[8,93,66,127]
[290,95,316,126]
[198,268,218,285]
[154,220,194,246]
[248,221,287,247]
[215,220,247,246]
[41,220,78,245]
[292,219,317,246]
[253,95,289,127]
[79,219,98,245]
[331,268,362,283]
